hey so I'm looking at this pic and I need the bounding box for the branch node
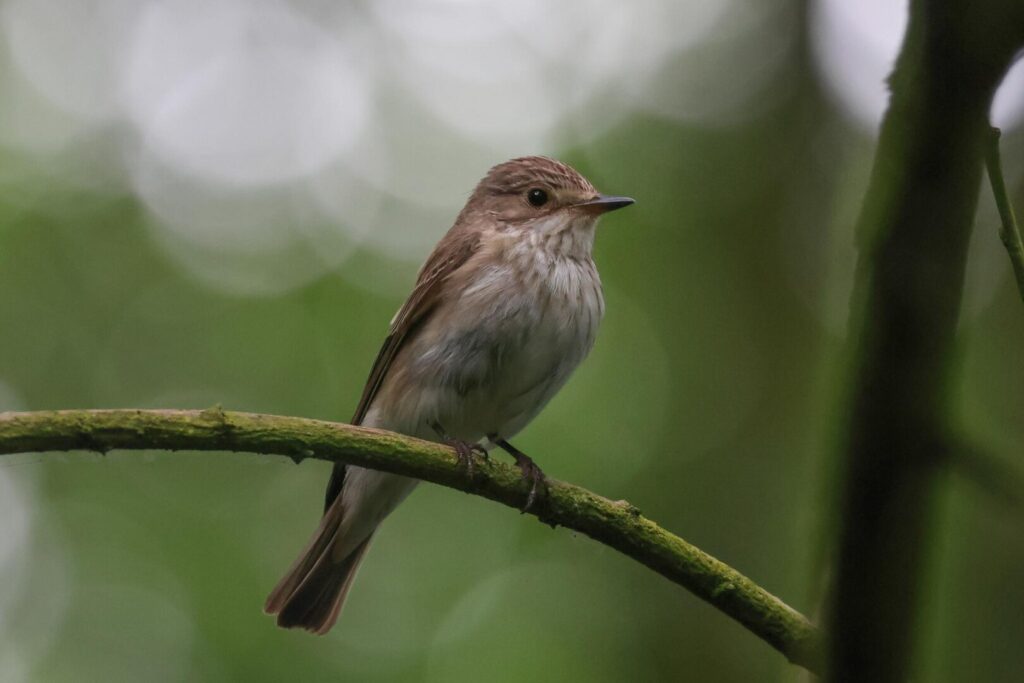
[289,449,314,465]
[200,403,230,429]
[711,581,737,599]
[614,499,643,517]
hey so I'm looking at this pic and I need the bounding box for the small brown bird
[264,156,633,634]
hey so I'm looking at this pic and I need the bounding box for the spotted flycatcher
[265,156,634,633]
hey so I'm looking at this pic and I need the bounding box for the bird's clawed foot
[492,437,548,513]
[432,422,488,478]
[514,454,546,513]
[448,439,489,478]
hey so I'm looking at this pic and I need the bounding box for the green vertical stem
[984,126,1024,303]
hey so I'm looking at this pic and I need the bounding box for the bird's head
[460,156,633,250]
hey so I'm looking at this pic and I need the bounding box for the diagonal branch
[0,407,823,673]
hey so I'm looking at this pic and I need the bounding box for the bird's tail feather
[264,494,374,635]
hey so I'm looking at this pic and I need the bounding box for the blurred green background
[1,0,1023,681]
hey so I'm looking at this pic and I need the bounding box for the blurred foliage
[0,1,1023,681]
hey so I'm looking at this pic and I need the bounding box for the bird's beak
[575,194,635,214]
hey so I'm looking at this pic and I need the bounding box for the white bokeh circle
[126,0,371,186]
[812,0,1024,131]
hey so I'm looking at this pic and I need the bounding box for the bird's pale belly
[375,258,603,444]
[452,328,577,439]
[427,316,584,441]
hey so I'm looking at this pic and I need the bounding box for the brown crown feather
[476,156,597,197]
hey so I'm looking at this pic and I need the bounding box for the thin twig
[985,126,1024,303]
[0,408,823,673]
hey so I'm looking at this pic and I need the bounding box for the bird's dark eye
[526,188,549,207]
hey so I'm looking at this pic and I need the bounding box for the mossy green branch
[0,408,822,673]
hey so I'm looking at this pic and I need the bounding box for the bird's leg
[431,421,487,477]
[491,436,547,512]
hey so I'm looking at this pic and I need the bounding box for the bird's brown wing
[324,227,481,509]
[350,228,481,425]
